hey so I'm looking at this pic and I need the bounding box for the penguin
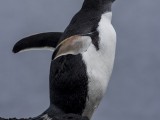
[13,0,116,119]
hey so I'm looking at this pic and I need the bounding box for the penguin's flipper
[12,32,62,53]
[53,35,92,60]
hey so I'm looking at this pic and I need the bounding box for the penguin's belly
[82,12,116,118]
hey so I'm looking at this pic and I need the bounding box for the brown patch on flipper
[54,35,91,60]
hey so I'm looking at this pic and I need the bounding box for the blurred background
[0,0,160,120]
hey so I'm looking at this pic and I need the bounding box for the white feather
[17,47,55,53]
[82,12,117,118]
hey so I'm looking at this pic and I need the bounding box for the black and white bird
[13,0,116,119]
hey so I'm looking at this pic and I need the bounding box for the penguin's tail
[0,114,89,120]
[12,32,62,53]
[0,106,89,120]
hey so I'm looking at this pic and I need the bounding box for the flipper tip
[12,44,20,53]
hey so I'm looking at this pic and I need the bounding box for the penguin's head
[104,0,115,2]
[109,0,116,2]
[97,0,116,12]
[82,0,116,12]
[89,0,116,3]
[84,0,115,3]
[102,0,116,5]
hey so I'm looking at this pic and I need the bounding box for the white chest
[82,12,116,118]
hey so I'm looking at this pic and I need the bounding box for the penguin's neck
[103,11,112,22]
[81,0,112,13]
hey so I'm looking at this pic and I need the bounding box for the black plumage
[13,32,62,53]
